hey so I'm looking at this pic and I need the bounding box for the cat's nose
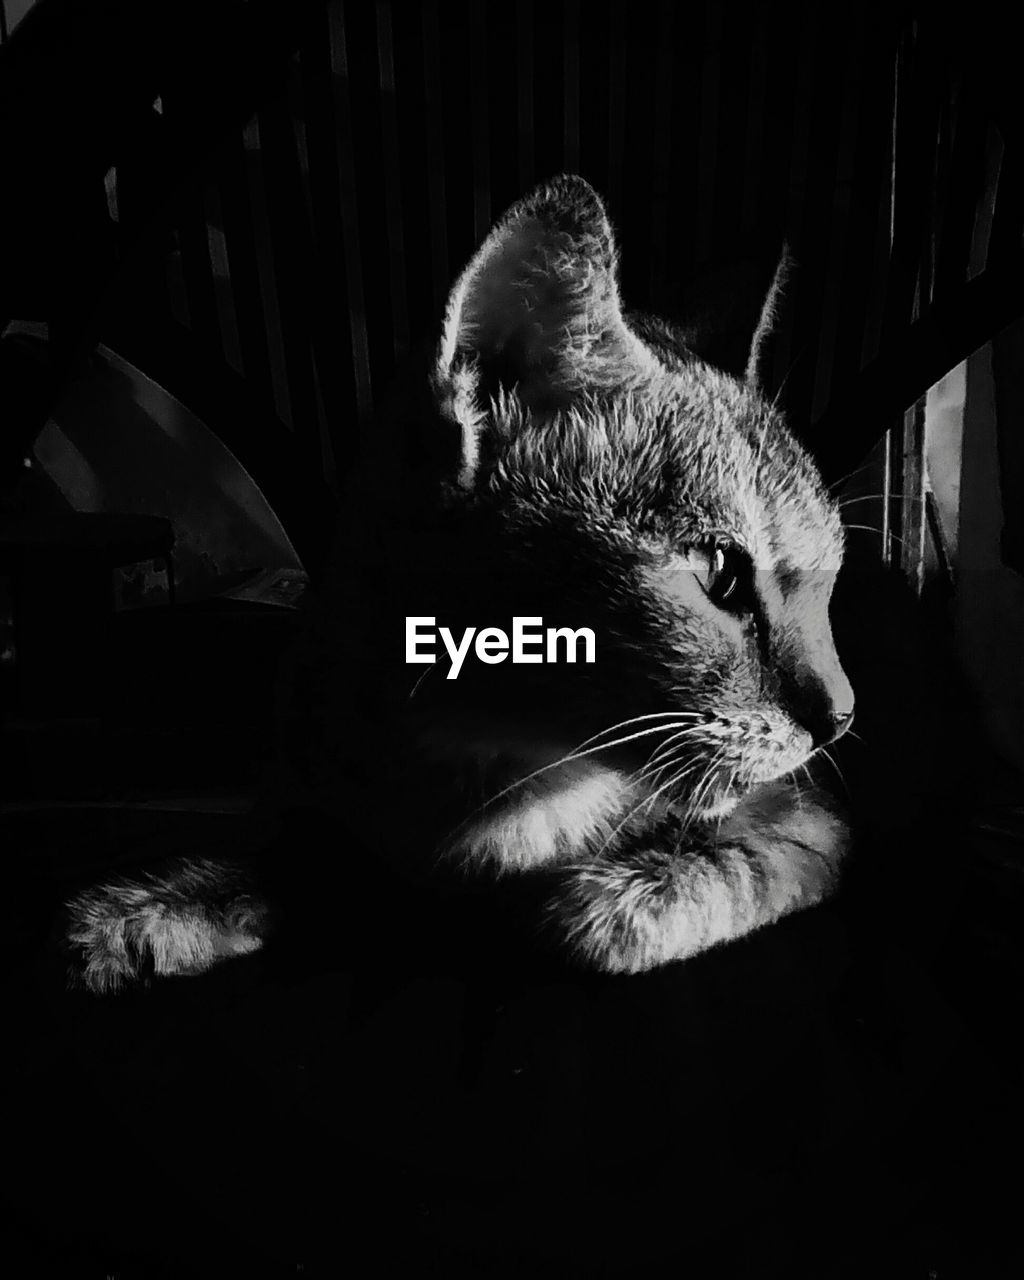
[812,706,855,749]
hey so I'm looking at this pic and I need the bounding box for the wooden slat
[986,135,1024,273]
[933,76,987,302]
[470,3,491,246]
[816,246,1024,485]
[297,7,363,481]
[421,0,449,319]
[819,14,894,422]
[376,0,409,364]
[241,114,293,429]
[968,122,1003,281]
[35,0,1014,537]
[327,0,373,430]
[606,1,627,219]
[857,29,899,373]
[648,0,675,307]
[880,24,942,353]
[516,0,535,194]
[770,0,818,412]
[739,4,769,239]
[202,176,244,376]
[900,395,927,593]
[562,0,580,174]
[156,73,222,369]
[693,0,723,273]
[256,87,320,457]
[810,8,866,423]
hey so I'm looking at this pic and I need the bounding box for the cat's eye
[692,543,750,613]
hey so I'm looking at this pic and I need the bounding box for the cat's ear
[744,249,791,389]
[670,248,792,391]
[433,174,658,486]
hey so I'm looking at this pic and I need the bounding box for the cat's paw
[64,861,269,994]
[719,779,850,866]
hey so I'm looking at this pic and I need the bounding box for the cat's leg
[65,857,271,993]
[547,781,850,974]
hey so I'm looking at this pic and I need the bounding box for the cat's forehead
[493,364,843,572]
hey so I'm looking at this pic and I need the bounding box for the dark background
[2,2,1024,1276]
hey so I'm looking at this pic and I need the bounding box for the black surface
[4,790,1024,1278]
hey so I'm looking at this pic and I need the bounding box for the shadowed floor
[4,789,1024,1279]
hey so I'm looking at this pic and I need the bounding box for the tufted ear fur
[432,174,660,487]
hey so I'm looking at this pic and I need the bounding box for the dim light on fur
[66,175,855,991]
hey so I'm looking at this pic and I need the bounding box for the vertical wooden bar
[901,395,927,593]
[203,177,244,376]
[859,34,899,371]
[470,4,491,245]
[649,0,674,306]
[242,115,293,428]
[770,0,816,399]
[740,4,769,238]
[933,81,986,301]
[563,0,580,173]
[811,9,865,423]
[881,420,899,569]
[256,86,321,460]
[694,0,723,271]
[968,123,1002,281]
[377,0,408,363]
[986,133,1024,274]
[517,0,535,193]
[421,0,449,318]
[607,1,626,218]
[328,0,374,428]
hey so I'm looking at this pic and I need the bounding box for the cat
[65,174,855,992]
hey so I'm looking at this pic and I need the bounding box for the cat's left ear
[670,248,791,391]
[433,174,659,487]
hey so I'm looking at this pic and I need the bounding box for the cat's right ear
[669,248,791,391]
[432,174,658,489]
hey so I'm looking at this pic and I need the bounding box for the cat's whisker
[446,715,705,841]
[816,745,851,799]
[714,764,741,833]
[636,754,705,807]
[408,663,436,699]
[629,734,708,793]
[828,460,876,494]
[837,492,927,508]
[619,752,716,848]
[632,755,685,792]
[597,760,703,857]
[628,725,706,783]
[685,764,719,825]
[645,759,706,818]
[843,521,906,546]
[568,711,704,756]
[688,747,732,826]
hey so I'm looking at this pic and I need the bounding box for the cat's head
[416,176,852,866]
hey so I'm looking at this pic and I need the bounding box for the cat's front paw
[64,860,269,994]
